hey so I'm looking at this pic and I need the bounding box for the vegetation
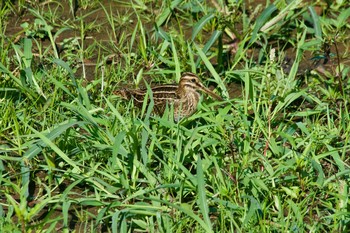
[0,0,349,232]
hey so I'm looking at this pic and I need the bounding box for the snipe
[115,72,222,120]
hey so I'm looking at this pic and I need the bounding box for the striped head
[177,72,222,100]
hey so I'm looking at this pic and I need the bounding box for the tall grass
[0,0,349,232]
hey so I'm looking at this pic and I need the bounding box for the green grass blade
[170,36,181,81]
[194,43,228,98]
[26,125,81,173]
[24,120,81,160]
[148,197,213,233]
[196,156,212,231]
[156,0,183,27]
[308,6,322,40]
[249,4,277,45]
[192,13,215,41]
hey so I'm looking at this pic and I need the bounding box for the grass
[0,0,350,232]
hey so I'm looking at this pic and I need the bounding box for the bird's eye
[191,78,196,83]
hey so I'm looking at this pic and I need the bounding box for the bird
[115,72,222,120]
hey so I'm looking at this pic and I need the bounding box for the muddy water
[3,1,349,97]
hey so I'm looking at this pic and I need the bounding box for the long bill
[198,84,223,101]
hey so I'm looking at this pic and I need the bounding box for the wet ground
[2,0,349,231]
[4,0,348,93]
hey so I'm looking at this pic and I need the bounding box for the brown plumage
[115,72,222,119]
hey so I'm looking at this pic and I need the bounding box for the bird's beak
[198,83,222,101]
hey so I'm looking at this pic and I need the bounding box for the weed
[0,0,349,232]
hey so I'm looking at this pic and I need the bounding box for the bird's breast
[172,91,200,118]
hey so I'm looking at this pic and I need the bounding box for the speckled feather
[115,72,221,119]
